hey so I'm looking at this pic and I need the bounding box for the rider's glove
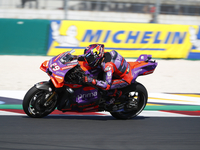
[83,76,97,85]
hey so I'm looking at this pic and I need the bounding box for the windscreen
[59,52,77,64]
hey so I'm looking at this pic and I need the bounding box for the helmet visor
[85,54,95,66]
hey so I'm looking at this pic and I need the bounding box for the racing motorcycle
[23,49,157,119]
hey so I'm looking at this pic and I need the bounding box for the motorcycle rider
[80,44,134,103]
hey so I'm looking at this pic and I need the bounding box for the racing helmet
[84,44,104,68]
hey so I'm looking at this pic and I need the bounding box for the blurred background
[0,1,200,93]
[0,0,200,24]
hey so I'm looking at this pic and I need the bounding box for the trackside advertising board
[47,20,200,59]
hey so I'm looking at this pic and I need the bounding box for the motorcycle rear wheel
[110,82,148,120]
[23,86,57,118]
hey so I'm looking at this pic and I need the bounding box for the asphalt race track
[1,91,200,150]
[0,116,200,150]
[1,54,200,150]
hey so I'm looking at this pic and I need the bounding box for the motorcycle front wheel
[23,86,57,118]
[110,82,148,120]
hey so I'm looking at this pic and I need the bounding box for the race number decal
[50,63,60,71]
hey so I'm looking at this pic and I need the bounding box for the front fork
[35,81,56,107]
[42,91,57,106]
[35,81,75,111]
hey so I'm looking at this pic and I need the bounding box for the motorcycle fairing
[60,85,101,112]
[41,52,79,88]
[128,54,158,83]
[61,79,101,111]
[73,86,100,104]
[41,52,157,112]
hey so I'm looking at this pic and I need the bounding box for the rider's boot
[107,89,127,103]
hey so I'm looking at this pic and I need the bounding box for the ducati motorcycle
[23,49,157,119]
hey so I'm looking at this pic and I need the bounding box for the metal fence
[0,0,200,23]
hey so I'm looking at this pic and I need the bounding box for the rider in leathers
[80,44,133,101]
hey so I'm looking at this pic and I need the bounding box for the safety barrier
[0,19,49,55]
[1,19,200,59]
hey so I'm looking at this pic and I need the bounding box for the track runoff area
[0,90,200,117]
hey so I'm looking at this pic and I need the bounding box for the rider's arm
[77,55,85,61]
[95,63,114,90]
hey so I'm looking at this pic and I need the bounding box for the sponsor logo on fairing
[107,72,112,76]
[56,71,65,76]
[66,62,78,66]
[77,91,98,100]
[61,64,76,70]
